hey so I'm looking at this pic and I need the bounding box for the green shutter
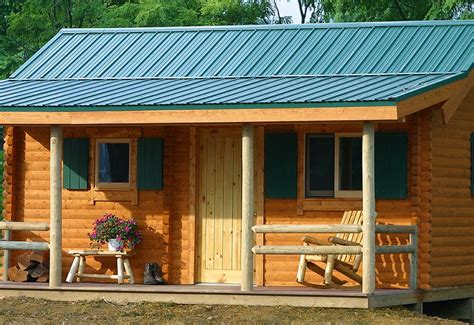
[137,138,164,190]
[375,132,408,199]
[63,138,89,190]
[471,133,474,194]
[265,133,297,199]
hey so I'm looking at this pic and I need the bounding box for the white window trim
[95,138,132,190]
[334,133,362,199]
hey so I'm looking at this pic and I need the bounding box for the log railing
[251,224,418,290]
[1,221,50,281]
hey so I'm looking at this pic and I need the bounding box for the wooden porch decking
[0,282,472,310]
[0,282,421,309]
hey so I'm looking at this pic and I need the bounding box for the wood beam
[0,106,398,125]
[397,77,466,119]
[241,123,254,292]
[442,70,474,124]
[362,122,376,294]
[49,125,63,288]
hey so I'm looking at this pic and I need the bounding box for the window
[305,134,334,197]
[306,133,362,198]
[95,139,131,189]
[335,135,362,198]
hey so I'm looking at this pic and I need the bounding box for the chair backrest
[335,210,363,266]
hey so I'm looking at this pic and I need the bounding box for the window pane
[339,137,362,191]
[307,135,334,196]
[99,143,129,183]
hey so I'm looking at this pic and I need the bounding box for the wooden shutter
[264,133,297,199]
[375,132,408,199]
[137,138,164,190]
[471,133,474,194]
[63,138,89,190]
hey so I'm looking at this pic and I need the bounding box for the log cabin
[0,20,473,314]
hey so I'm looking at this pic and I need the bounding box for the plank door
[197,129,242,283]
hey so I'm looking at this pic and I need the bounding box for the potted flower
[88,213,142,251]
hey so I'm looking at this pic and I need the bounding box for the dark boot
[143,263,158,285]
[152,263,167,285]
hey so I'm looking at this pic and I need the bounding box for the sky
[273,0,312,23]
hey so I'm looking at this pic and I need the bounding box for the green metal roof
[0,20,472,111]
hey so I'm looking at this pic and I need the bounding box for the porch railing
[1,221,50,281]
[252,224,417,290]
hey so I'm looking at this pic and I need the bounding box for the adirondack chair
[296,210,363,285]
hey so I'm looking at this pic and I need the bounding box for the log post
[49,125,63,288]
[2,230,11,281]
[241,123,254,292]
[362,122,376,294]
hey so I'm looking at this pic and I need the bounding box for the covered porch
[1,114,420,295]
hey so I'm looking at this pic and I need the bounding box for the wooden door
[197,129,242,283]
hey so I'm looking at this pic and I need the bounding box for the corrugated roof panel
[10,20,472,80]
[0,73,462,108]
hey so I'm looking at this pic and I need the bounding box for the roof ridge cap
[59,20,474,34]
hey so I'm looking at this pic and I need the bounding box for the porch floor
[0,281,423,309]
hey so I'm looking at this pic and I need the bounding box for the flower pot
[108,239,122,252]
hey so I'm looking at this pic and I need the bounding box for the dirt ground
[0,297,462,324]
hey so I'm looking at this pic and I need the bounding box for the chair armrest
[300,236,330,246]
[328,237,361,247]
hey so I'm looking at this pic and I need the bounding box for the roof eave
[0,103,399,125]
[396,68,473,119]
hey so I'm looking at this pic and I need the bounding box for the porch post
[241,123,254,291]
[49,125,63,288]
[362,122,376,294]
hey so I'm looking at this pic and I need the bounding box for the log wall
[261,120,421,288]
[6,126,192,284]
[431,89,474,287]
[2,117,436,288]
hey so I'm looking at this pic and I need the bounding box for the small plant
[88,213,142,250]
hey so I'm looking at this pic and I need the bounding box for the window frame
[94,138,132,190]
[334,133,363,199]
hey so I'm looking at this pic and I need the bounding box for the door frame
[188,126,265,285]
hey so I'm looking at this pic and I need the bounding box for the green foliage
[0,0,471,79]
[321,0,473,22]
[88,213,143,250]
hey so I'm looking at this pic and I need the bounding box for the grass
[0,297,462,324]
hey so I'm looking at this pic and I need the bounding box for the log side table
[66,250,135,284]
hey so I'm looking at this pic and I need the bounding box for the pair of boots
[144,262,167,285]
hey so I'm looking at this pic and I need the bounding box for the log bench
[66,250,135,284]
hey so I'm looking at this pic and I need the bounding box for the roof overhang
[0,69,471,125]
[396,68,474,124]
[0,105,399,125]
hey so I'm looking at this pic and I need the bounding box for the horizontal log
[0,222,50,231]
[375,245,415,254]
[252,224,362,234]
[0,241,49,251]
[375,225,417,234]
[77,273,131,279]
[252,245,362,255]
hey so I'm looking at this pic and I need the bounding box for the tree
[321,0,473,22]
[0,0,472,79]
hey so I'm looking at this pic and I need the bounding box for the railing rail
[252,224,362,234]
[1,221,51,281]
[251,223,418,290]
